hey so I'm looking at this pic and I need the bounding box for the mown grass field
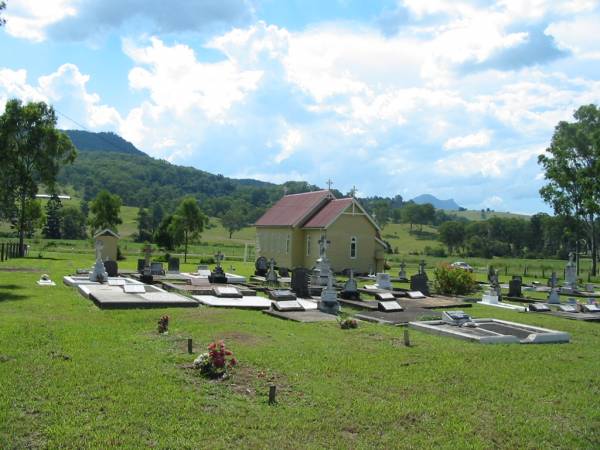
[1,250,599,448]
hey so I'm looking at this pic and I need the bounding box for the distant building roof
[255,190,333,227]
[94,229,120,239]
[35,194,71,200]
[303,198,353,228]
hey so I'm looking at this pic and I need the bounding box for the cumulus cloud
[5,0,253,42]
[444,130,491,150]
[274,127,302,164]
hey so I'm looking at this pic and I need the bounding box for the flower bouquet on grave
[157,315,169,334]
[193,340,237,379]
[339,318,359,329]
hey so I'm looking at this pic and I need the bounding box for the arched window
[350,236,357,258]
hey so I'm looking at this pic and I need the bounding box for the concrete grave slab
[355,308,440,325]
[123,284,146,294]
[193,295,271,309]
[213,286,242,298]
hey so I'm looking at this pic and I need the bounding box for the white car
[450,261,473,272]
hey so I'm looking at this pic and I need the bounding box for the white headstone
[375,273,392,290]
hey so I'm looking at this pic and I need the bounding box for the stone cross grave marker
[215,251,224,269]
[398,261,407,280]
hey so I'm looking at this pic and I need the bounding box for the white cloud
[4,0,77,41]
[434,147,543,178]
[274,127,302,164]
[546,14,600,58]
[482,195,504,208]
[444,130,491,150]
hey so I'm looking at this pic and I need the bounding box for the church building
[255,190,387,273]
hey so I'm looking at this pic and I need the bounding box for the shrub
[199,256,215,264]
[433,263,476,295]
[193,340,237,379]
[339,318,359,329]
[424,246,447,257]
[157,315,169,334]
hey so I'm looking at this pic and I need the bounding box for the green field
[1,251,599,448]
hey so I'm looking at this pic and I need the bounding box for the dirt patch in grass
[218,331,265,346]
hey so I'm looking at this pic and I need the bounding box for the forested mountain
[63,130,146,156]
[412,194,462,211]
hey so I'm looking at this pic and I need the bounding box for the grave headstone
[582,303,600,313]
[278,267,290,278]
[378,301,403,312]
[209,251,228,284]
[318,269,340,315]
[508,276,522,298]
[564,252,577,292]
[312,236,332,286]
[266,258,279,286]
[340,269,360,300]
[137,259,146,273]
[104,260,118,277]
[140,244,154,284]
[410,273,430,296]
[89,241,108,283]
[150,262,165,276]
[291,267,311,298]
[442,310,472,326]
[547,271,561,304]
[376,273,392,290]
[418,260,428,281]
[398,261,407,281]
[167,257,180,274]
[255,256,268,276]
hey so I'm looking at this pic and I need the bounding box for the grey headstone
[167,257,180,273]
[410,274,430,296]
[291,268,311,298]
[104,260,118,277]
[255,256,269,276]
[137,259,146,273]
[269,289,297,301]
[150,262,164,276]
[508,276,522,297]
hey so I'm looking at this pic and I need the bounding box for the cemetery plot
[410,316,570,344]
[77,283,198,309]
[263,308,339,323]
[355,307,440,325]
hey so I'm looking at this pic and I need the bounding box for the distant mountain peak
[411,194,462,211]
[62,129,146,156]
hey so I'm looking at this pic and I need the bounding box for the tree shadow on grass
[0,284,28,302]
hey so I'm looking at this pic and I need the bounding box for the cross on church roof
[349,185,357,198]
[326,178,333,190]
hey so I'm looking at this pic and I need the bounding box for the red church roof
[303,198,353,228]
[255,190,332,227]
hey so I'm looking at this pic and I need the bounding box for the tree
[150,203,164,234]
[415,203,435,231]
[61,206,87,239]
[438,221,466,254]
[538,104,600,275]
[221,208,247,238]
[154,215,176,250]
[89,190,122,233]
[42,194,63,239]
[11,199,43,239]
[401,202,419,231]
[170,197,207,262]
[0,99,76,255]
[135,207,153,242]
[0,1,6,27]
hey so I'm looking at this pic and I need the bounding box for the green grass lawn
[1,251,599,448]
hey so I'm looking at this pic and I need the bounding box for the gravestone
[375,292,396,301]
[167,257,180,274]
[564,252,577,292]
[340,269,360,300]
[278,267,290,278]
[582,303,600,313]
[398,261,407,281]
[418,260,428,281]
[313,236,332,286]
[376,273,392,290]
[318,270,340,315]
[269,289,297,301]
[140,244,154,284]
[89,241,108,283]
[265,258,279,286]
[209,251,228,284]
[150,262,165,276]
[197,264,209,271]
[255,256,269,276]
[378,301,403,312]
[488,267,501,298]
[291,268,311,298]
[508,276,522,298]
[137,259,146,273]
[410,274,429,296]
[104,260,118,277]
[442,310,473,326]
[547,272,560,304]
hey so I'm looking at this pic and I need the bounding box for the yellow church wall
[256,227,293,268]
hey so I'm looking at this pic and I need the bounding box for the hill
[63,130,146,156]
[411,194,462,210]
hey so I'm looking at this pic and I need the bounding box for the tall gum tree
[0,99,76,256]
[538,104,600,275]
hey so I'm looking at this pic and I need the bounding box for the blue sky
[1,1,600,214]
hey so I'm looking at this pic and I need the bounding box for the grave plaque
[124,284,145,294]
[273,300,304,312]
[378,301,403,312]
[410,274,430,296]
[559,304,578,313]
[442,310,472,326]
[213,286,242,298]
[529,303,551,312]
[167,257,180,274]
[375,292,396,301]
[581,303,600,313]
[268,289,297,301]
[407,291,425,299]
[104,260,118,277]
[108,278,126,286]
[291,268,311,298]
[508,276,522,298]
[190,276,210,287]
